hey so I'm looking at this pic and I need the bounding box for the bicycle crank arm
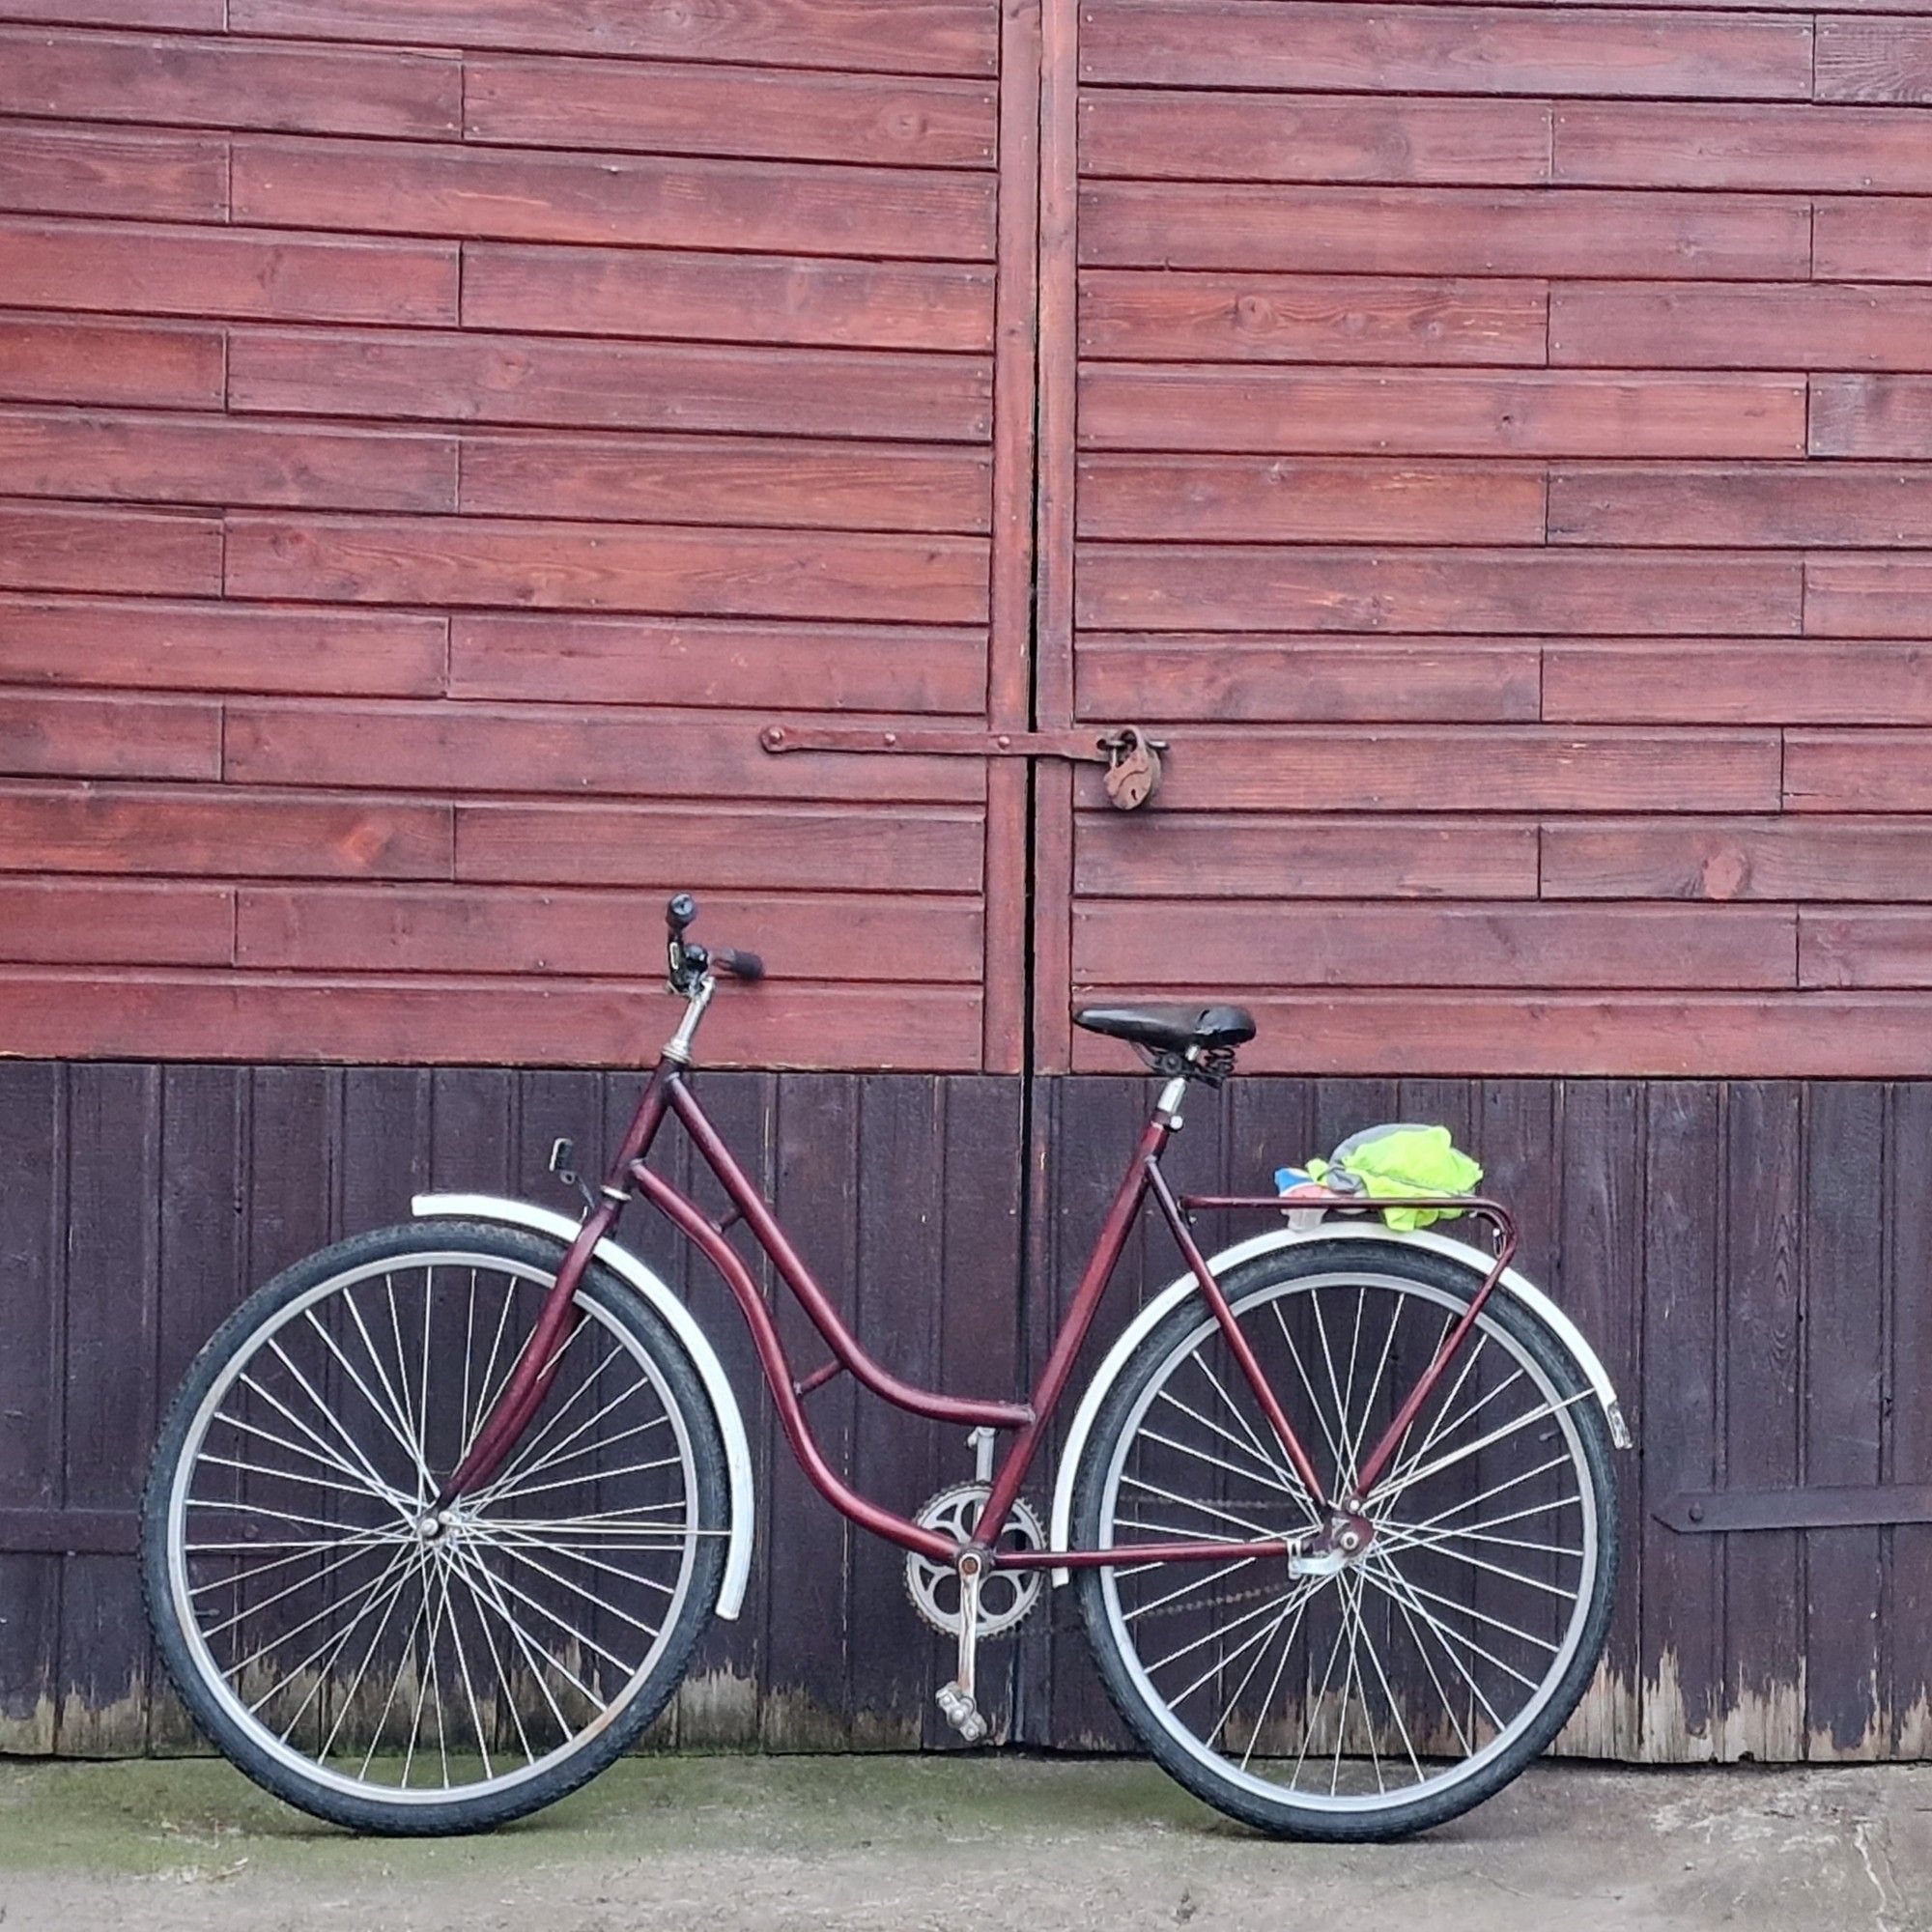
[935,1548,990,1744]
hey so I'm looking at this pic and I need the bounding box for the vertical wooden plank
[1550,1079,1644,1759]
[0,1064,63,1752]
[1639,1083,1722,1762]
[761,1071,856,1749]
[339,1065,433,1230]
[982,0,1042,1075]
[669,1068,770,1749]
[1803,1082,1887,1758]
[848,1076,944,1746]
[57,1064,160,1754]
[932,1074,1025,1746]
[147,1064,248,1753]
[1036,1073,1144,1748]
[1888,1083,1932,1758]
[1031,0,1079,1075]
[1720,1081,1804,1761]
[427,1066,515,1199]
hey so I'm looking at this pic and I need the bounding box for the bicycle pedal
[935,1681,988,1744]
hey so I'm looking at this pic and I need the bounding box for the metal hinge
[759,723,1166,810]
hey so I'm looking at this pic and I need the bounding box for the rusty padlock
[1100,727,1164,810]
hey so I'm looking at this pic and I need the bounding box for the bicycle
[142,894,1630,1840]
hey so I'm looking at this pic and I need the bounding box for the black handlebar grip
[667,894,696,933]
[712,948,764,982]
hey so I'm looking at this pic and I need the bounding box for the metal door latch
[758,723,1166,811]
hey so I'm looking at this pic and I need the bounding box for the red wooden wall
[1045,0,1932,1078]
[0,0,1037,1073]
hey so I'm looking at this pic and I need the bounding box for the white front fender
[412,1192,755,1621]
[1048,1219,1630,1584]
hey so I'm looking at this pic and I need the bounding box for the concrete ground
[0,1754,1926,1932]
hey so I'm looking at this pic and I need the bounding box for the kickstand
[934,1548,989,1744]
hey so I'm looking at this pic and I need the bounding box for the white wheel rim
[164,1252,706,1806]
[1095,1271,1602,1815]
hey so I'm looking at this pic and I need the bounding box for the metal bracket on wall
[1657,1484,1932,1533]
[759,723,1166,810]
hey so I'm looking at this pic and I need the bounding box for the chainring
[903,1482,1045,1637]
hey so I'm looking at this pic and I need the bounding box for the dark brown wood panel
[0,312,224,408]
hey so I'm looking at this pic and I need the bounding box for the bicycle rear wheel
[142,1219,728,1835]
[1071,1238,1619,1839]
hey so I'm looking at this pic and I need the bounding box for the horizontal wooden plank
[0,121,226,221]
[1553,101,1932,192]
[462,242,993,354]
[1075,811,1541,898]
[464,55,995,168]
[1810,376,1932,458]
[237,885,982,980]
[1081,724,1781,813]
[1077,456,1544,543]
[1801,910,1932,989]
[0,878,231,964]
[0,311,222,408]
[0,781,452,878]
[0,967,985,1068]
[225,700,986,804]
[1078,270,1548,366]
[1544,640,1932,724]
[225,514,989,623]
[0,27,461,136]
[458,432,988,534]
[0,217,458,324]
[1074,546,1803,635]
[0,596,446,696]
[231,138,997,262]
[1074,899,1796,990]
[450,614,985,713]
[1549,466,1932,547]
[456,800,982,891]
[1551,283,1932,371]
[0,410,456,513]
[1079,183,1807,279]
[0,1,228,32]
[1075,636,1541,723]
[1816,17,1932,103]
[226,328,991,441]
[1541,816,1932,902]
[1079,366,1805,459]
[1784,731,1932,812]
[1079,90,1549,185]
[1078,2,1812,99]
[1814,200,1932,284]
[0,691,218,781]
[1067,989,1932,1078]
[1804,555,1932,637]
[0,499,220,594]
[225,0,999,77]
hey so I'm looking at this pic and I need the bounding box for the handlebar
[665,895,763,987]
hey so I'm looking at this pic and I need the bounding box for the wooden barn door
[1029,0,1858,1076]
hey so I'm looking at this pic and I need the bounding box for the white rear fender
[412,1192,754,1620]
[1048,1220,1630,1585]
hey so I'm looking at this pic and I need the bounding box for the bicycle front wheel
[1071,1238,1619,1839]
[142,1219,729,1835]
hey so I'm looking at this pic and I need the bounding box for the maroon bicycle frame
[441,1050,1519,1575]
